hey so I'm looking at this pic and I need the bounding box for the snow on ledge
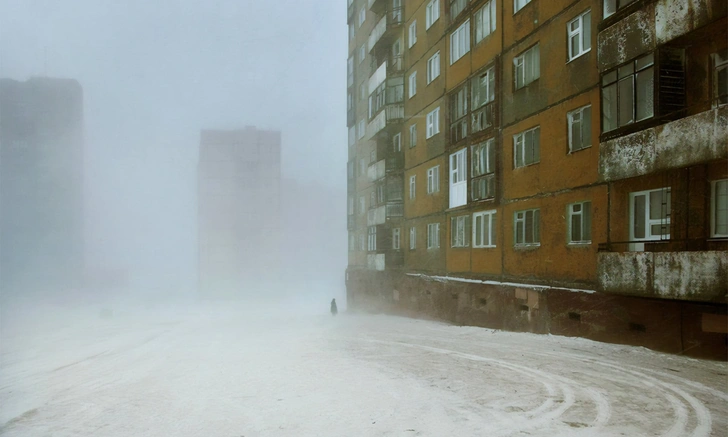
[405,273,596,294]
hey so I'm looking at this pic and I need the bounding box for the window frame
[711,179,728,238]
[393,227,402,250]
[426,107,441,138]
[474,0,496,44]
[451,215,470,248]
[567,201,592,244]
[473,210,497,248]
[567,105,592,153]
[408,71,417,98]
[427,165,440,194]
[513,126,540,168]
[426,0,440,29]
[410,226,417,250]
[514,208,541,247]
[713,50,728,107]
[409,124,417,148]
[427,51,441,84]
[358,7,366,27]
[367,226,377,251]
[449,19,471,65]
[408,20,417,48]
[601,52,655,133]
[629,187,671,243]
[393,133,402,152]
[514,0,532,14]
[409,174,416,200]
[514,44,540,90]
[567,10,592,62]
[427,223,440,249]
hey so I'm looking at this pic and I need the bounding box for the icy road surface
[1,302,727,436]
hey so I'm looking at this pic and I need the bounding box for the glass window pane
[570,35,580,59]
[603,70,617,86]
[582,106,592,147]
[534,210,540,242]
[633,195,646,239]
[636,53,654,70]
[602,84,618,131]
[618,77,634,126]
[583,12,591,51]
[636,67,654,121]
[584,202,592,241]
[649,190,664,220]
[618,63,634,78]
[571,214,582,241]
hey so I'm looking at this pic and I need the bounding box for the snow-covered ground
[1,299,726,436]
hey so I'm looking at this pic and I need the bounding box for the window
[408,72,417,98]
[603,0,636,19]
[408,20,417,48]
[393,228,401,249]
[347,56,354,87]
[357,119,366,139]
[471,67,495,133]
[475,1,496,44]
[514,209,540,246]
[359,234,366,251]
[713,50,728,107]
[450,20,470,65]
[451,215,469,247]
[347,92,353,111]
[426,0,440,29]
[368,226,377,251]
[427,52,441,84]
[409,124,417,147]
[473,210,496,247]
[409,175,416,199]
[712,180,728,238]
[450,86,468,143]
[358,8,366,27]
[514,44,540,89]
[410,227,417,249]
[471,139,495,201]
[370,149,376,163]
[629,188,671,243]
[393,133,401,152]
[348,126,356,147]
[568,105,592,152]
[426,107,440,138]
[427,223,440,249]
[427,166,440,194]
[513,127,540,168]
[349,233,356,251]
[450,0,468,19]
[568,10,591,61]
[568,201,592,244]
[359,196,366,214]
[514,0,531,13]
[602,53,654,132]
[359,44,366,63]
[349,23,355,42]
[449,148,467,208]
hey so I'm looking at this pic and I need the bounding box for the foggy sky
[0,0,348,291]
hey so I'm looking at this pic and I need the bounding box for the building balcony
[367,7,403,54]
[367,104,404,139]
[597,240,728,303]
[367,251,404,271]
[367,201,403,226]
[368,156,403,181]
[599,106,728,182]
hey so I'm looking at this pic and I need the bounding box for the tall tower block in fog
[197,127,282,296]
[0,77,85,292]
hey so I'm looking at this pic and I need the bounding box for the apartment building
[0,77,85,293]
[198,127,282,297]
[346,0,726,359]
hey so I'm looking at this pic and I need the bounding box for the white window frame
[514,44,540,89]
[426,107,440,138]
[514,208,540,247]
[349,23,355,42]
[713,50,728,107]
[410,227,417,250]
[409,124,417,147]
[367,226,377,251]
[359,234,366,251]
[567,105,592,153]
[513,126,540,168]
[347,56,354,87]
[393,133,402,152]
[359,44,366,64]
[427,166,440,194]
[475,0,496,44]
[427,51,441,84]
[449,148,467,208]
[473,210,496,248]
[357,119,366,140]
[393,228,401,250]
[567,201,592,244]
[629,188,671,248]
[348,126,356,147]
[427,223,440,249]
[408,20,417,48]
[409,71,417,98]
[568,10,591,62]
[712,179,728,238]
[426,0,440,29]
[358,7,366,27]
[514,0,532,14]
[409,175,416,199]
[451,215,469,248]
[450,19,471,65]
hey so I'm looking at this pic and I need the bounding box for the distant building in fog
[197,127,281,296]
[0,77,85,292]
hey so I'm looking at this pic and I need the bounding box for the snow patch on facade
[405,273,597,294]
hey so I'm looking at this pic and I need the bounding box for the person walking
[330,298,338,316]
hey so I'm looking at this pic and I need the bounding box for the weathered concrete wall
[599,107,728,182]
[599,0,727,71]
[598,251,728,303]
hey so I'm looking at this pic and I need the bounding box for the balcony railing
[368,159,386,181]
[368,7,403,53]
[367,104,404,139]
[367,202,404,225]
[386,202,403,217]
